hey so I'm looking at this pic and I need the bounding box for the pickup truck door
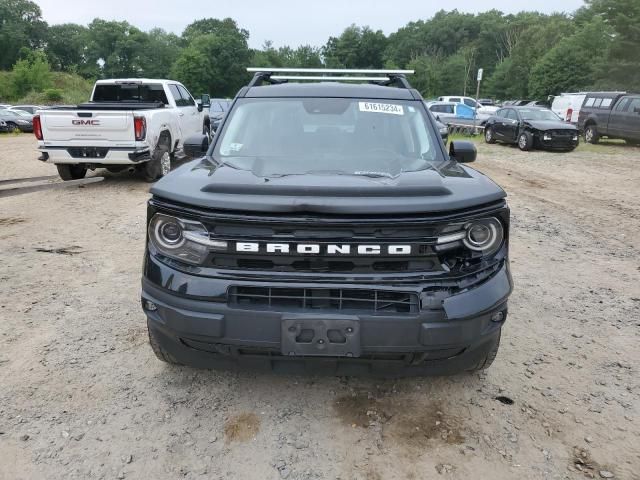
[168,84,201,144]
[609,97,640,140]
[177,85,201,135]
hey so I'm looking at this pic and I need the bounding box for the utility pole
[473,68,483,134]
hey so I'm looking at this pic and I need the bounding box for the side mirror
[201,94,211,108]
[449,140,477,163]
[183,134,209,158]
[197,103,203,112]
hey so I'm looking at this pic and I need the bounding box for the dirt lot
[1,134,639,480]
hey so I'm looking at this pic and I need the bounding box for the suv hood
[150,158,506,215]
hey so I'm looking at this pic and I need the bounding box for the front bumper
[141,253,513,374]
[537,135,579,150]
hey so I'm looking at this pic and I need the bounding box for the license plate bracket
[281,318,361,357]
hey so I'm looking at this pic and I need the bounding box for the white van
[551,93,587,124]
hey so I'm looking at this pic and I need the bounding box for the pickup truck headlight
[436,217,504,256]
[148,213,227,265]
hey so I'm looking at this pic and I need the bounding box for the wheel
[139,146,171,182]
[56,164,87,181]
[584,124,599,144]
[517,131,533,151]
[147,320,181,365]
[6,122,18,133]
[467,331,501,372]
[484,126,496,144]
[203,123,212,142]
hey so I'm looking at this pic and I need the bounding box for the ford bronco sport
[141,68,513,375]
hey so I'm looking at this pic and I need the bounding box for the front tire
[467,331,501,372]
[485,126,496,144]
[584,125,599,144]
[6,122,18,133]
[517,131,533,151]
[56,164,87,181]
[140,147,171,182]
[147,320,181,365]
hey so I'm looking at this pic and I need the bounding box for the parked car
[0,104,12,109]
[8,105,44,115]
[577,92,640,145]
[551,92,588,123]
[524,100,550,108]
[438,95,498,115]
[484,106,578,151]
[141,68,512,375]
[35,79,211,181]
[0,108,34,132]
[209,98,232,132]
[436,118,449,143]
[478,98,496,106]
[426,101,490,124]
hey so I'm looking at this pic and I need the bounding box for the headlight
[148,213,227,265]
[436,217,504,256]
[573,135,578,141]
[543,133,552,141]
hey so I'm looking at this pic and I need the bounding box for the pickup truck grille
[228,286,419,314]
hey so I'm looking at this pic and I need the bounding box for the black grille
[228,286,419,314]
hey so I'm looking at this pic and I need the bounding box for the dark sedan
[209,98,231,132]
[0,109,33,133]
[484,106,578,151]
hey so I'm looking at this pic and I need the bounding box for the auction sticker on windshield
[359,102,404,115]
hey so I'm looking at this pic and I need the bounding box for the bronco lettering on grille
[235,242,412,255]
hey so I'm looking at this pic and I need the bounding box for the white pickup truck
[34,79,211,181]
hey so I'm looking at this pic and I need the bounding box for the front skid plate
[281,318,361,357]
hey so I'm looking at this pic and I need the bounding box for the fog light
[145,300,158,311]
[491,311,504,322]
[543,134,552,141]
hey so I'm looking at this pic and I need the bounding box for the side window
[506,109,518,120]
[627,98,640,113]
[168,84,183,107]
[496,109,506,117]
[584,97,595,107]
[430,105,442,113]
[593,98,603,108]
[450,97,461,103]
[601,98,613,108]
[445,105,455,114]
[615,98,631,111]
[463,98,476,107]
[177,85,195,107]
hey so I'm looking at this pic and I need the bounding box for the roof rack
[246,68,415,89]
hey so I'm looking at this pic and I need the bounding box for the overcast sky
[35,0,586,49]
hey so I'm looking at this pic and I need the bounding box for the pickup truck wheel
[584,125,599,144]
[147,320,181,365]
[56,164,87,181]
[517,131,533,151]
[140,147,171,182]
[467,331,501,372]
[484,126,496,144]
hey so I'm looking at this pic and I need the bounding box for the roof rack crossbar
[246,68,415,89]
[247,68,414,75]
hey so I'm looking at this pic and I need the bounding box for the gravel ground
[1,134,639,480]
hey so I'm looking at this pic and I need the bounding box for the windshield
[92,84,169,104]
[519,109,561,121]
[213,98,442,178]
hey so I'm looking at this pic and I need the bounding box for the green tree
[45,23,89,73]
[0,0,48,70]
[323,25,387,68]
[586,0,640,90]
[528,18,610,98]
[142,29,182,78]
[182,18,249,45]
[171,27,251,97]
[11,50,52,97]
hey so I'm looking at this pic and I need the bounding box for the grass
[0,71,93,106]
